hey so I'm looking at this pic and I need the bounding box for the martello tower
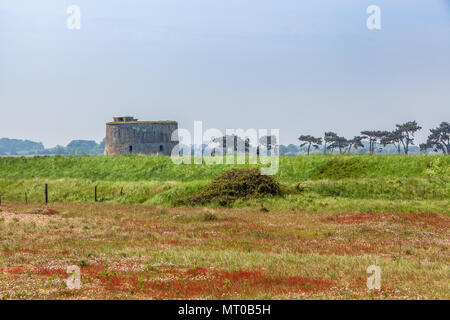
[104,116,178,156]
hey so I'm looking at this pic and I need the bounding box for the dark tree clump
[298,135,322,155]
[360,130,389,154]
[420,122,450,155]
[395,121,422,155]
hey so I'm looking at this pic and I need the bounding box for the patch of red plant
[398,213,450,228]
[42,209,60,215]
[3,267,28,274]
[81,264,105,275]
[16,249,42,254]
[33,267,66,277]
[2,264,106,279]
[336,212,450,228]
[336,213,393,224]
[2,266,65,276]
[94,267,334,298]
[163,239,181,245]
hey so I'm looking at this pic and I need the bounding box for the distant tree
[9,146,17,156]
[419,143,428,153]
[279,144,300,156]
[212,136,227,154]
[360,131,376,154]
[244,138,250,154]
[64,140,102,155]
[0,138,45,155]
[332,136,350,154]
[325,133,349,154]
[213,135,245,155]
[298,135,322,155]
[66,140,98,155]
[395,121,422,155]
[421,122,450,154]
[361,130,389,154]
[381,130,403,154]
[99,138,106,153]
[323,132,338,154]
[54,145,66,155]
[346,136,364,154]
[259,135,277,152]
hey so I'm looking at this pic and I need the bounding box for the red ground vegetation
[335,212,449,228]
[94,267,334,298]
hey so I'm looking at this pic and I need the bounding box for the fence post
[95,185,97,202]
[45,184,48,204]
[25,192,28,204]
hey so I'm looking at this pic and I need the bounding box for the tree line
[298,121,449,155]
[0,138,105,156]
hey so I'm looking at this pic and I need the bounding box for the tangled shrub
[177,169,282,206]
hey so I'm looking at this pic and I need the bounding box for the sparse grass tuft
[202,210,218,221]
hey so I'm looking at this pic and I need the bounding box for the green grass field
[0,155,449,214]
[1,154,448,181]
[0,155,449,299]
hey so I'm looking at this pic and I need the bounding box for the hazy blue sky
[1,0,449,147]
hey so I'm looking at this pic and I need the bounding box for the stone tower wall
[104,122,178,156]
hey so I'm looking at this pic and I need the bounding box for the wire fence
[0,180,448,205]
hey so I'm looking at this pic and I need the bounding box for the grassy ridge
[0,155,448,214]
[1,177,448,214]
[0,155,448,182]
